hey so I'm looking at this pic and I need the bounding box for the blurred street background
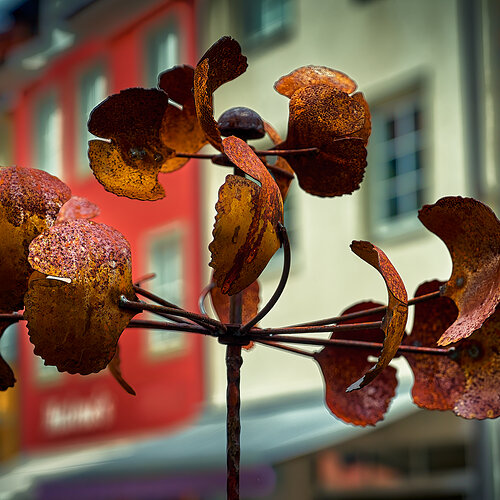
[0,0,499,498]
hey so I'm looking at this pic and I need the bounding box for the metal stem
[127,319,215,335]
[256,339,314,357]
[249,321,382,336]
[174,147,318,159]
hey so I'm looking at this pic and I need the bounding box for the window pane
[35,94,62,179]
[146,27,179,87]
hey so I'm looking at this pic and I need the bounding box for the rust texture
[0,166,71,312]
[314,301,398,426]
[403,280,465,411]
[211,279,260,324]
[275,66,371,197]
[25,220,137,375]
[108,343,136,396]
[209,137,283,295]
[88,88,174,200]
[158,65,208,172]
[194,36,248,151]
[348,241,408,391]
[418,196,500,345]
[55,196,100,224]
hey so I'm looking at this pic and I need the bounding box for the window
[35,92,63,179]
[236,0,293,49]
[367,90,426,239]
[146,230,186,357]
[77,65,107,177]
[145,24,179,87]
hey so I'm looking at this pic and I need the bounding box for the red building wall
[12,1,205,450]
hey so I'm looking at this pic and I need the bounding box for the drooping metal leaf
[418,197,500,345]
[108,343,136,396]
[0,320,18,390]
[348,241,408,391]
[314,301,397,426]
[209,137,283,295]
[403,280,465,411]
[0,166,71,312]
[55,196,100,224]
[88,88,175,200]
[194,36,248,151]
[210,279,260,324]
[158,65,208,172]
[263,122,295,200]
[274,65,358,98]
[25,220,137,375]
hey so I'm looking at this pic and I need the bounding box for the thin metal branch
[198,282,216,316]
[240,224,291,333]
[133,273,156,286]
[0,313,24,322]
[119,296,227,332]
[174,147,318,160]
[127,319,214,335]
[248,321,383,336]
[256,339,315,357]
[247,334,454,356]
[287,290,442,329]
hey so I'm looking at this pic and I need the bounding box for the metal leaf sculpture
[314,301,398,426]
[108,344,136,396]
[209,136,283,295]
[418,197,500,345]
[210,279,260,324]
[274,66,371,197]
[0,165,71,312]
[55,195,100,224]
[348,241,408,391]
[25,220,137,374]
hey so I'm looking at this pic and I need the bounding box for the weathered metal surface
[194,37,248,151]
[403,280,465,411]
[55,196,100,224]
[25,220,137,375]
[348,241,408,391]
[0,166,71,312]
[274,65,358,97]
[418,196,500,345]
[158,65,208,172]
[218,107,265,140]
[88,88,174,200]
[211,279,260,324]
[209,137,283,295]
[314,301,397,426]
[108,343,136,396]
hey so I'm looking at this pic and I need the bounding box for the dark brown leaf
[348,241,408,391]
[194,37,248,150]
[314,301,397,426]
[0,166,71,312]
[209,137,283,295]
[25,220,137,375]
[418,197,500,345]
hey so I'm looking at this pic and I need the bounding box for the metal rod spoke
[256,339,314,357]
[127,319,214,335]
[248,320,382,336]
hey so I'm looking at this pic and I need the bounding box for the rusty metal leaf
[194,36,248,151]
[108,344,136,396]
[403,280,465,411]
[158,65,208,172]
[210,279,260,324]
[25,220,137,375]
[274,65,358,98]
[0,320,17,390]
[418,197,500,346]
[88,140,165,201]
[209,137,283,295]
[263,122,295,200]
[55,196,100,224]
[314,301,397,426]
[0,166,71,312]
[348,241,408,391]
[349,92,371,144]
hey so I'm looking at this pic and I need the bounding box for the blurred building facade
[0,0,499,499]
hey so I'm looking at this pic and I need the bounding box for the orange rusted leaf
[210,279,260,324]
[88,88,175,200]
[158,65,208,172]
[314,302,397,426]
[0,166,71,312]
[263,122,295,200]
[25,220,137,375]
[194,36,248,150]
[88,140,165,201]
[418,197,500,346]
[403,280,465,411]
[55,196,100,224]
[348,241,408,391]
[349,92,371,144]
[209,137,283,295]
[0,320,17,390]
[108,344,136,396]
[274,65,358,98]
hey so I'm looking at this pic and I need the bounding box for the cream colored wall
[199,0,470,407]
